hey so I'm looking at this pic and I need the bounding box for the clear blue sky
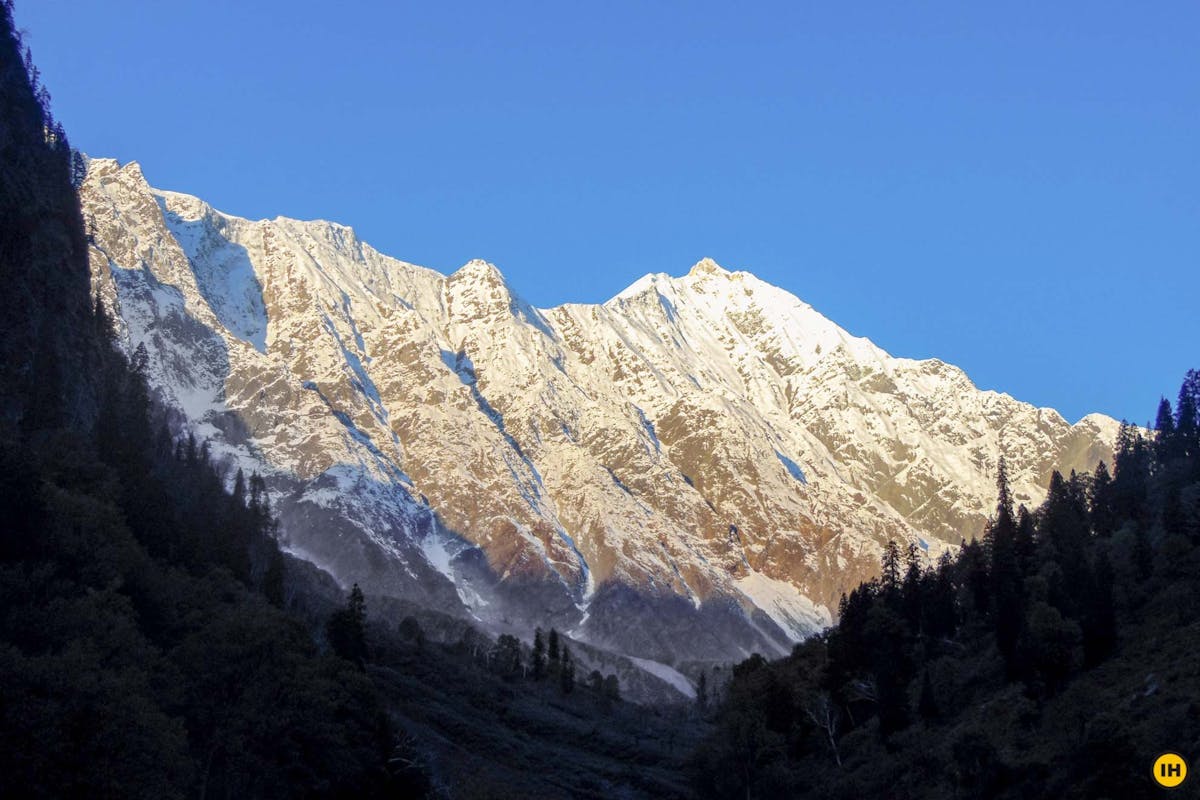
[18,1,1199,425]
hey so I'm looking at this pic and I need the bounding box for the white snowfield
[81,158,1119,688]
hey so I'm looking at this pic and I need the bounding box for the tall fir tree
[1081,551,1116,666]
[984,460,1024,667]
[901,541,923,629]
[1155,397,1177,464]
[1089,461,1116,537]
[1175,371,1199,465]
[547,628,560,676]
[327,584,368,667]
[1113,422,1150,522]
[964,538,991,615]
[917,669,938,722]
[880,539,902,595]
[923,551,957,639]
[1014,504,1036,574]
[531,628,546,680]
[559,646,575,694]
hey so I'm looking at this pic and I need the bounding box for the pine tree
[867,600,912,737]
[232,468,246,508]
[559,647,575,694]
[901,541,923,628]
[964,538,990,615]
[880,539,902,594]
[103,343,152,479]
[988,460,1024,666]
[603,674,620,703]
[1177,370,1200,468]
[996,456,1014,523]
[1014,504,1036,573]
[696,669,708,713]
[1133,524,1153,581]
[1040,471,1090,618]
[1113,422,1150,522]
[993,556,1023,665]
[69,148,86,188]
[327,584,368,667]
[346,584,367,642]
[917,669,938,722]
[829,580,880,683]
[923,551,957,639]
[1155,397,1177,464]
[531,628,546,680]
[24,330,64,432]
[263,545,285,607]
[1090,461,1115,537]
[1082,551,1116,666]
[1020,601,1081,695]
[493,634,522,677]
[547,628,560,676]
[1162,487,1186,537]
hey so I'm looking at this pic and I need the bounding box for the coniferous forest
[0,3,403,794]
[3,1,1198,798]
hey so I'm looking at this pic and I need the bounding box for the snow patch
[629,657,696,699]
[736,570,831,640]
[420,534,455,577]
[159,197,268,352]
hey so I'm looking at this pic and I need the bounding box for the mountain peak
[688,257,729,278]
[450,259,506,285]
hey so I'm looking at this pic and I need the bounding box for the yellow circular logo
[1153,752,1188,789]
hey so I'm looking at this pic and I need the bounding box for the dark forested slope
[0,5,696,797]
[0,4,408,796]
[0,0,92,429]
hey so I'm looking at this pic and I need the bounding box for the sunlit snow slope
[82,158,1117,666]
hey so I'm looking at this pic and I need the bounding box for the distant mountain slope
[82,158,1116,666]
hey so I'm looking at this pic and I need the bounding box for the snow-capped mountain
[81,158,1117,667]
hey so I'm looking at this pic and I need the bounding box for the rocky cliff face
[81,158,1117,667]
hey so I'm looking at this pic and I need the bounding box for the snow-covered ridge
[81,157,1119,679]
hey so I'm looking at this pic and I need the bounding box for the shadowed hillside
[0,3,697,797]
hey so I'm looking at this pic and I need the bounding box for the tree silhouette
[559,646,575,694]
[531,628,546,680]
[327,584,368,667]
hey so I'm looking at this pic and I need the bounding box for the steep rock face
[81,159,1118,666]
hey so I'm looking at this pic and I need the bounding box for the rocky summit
[81,157,1117,679]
